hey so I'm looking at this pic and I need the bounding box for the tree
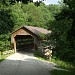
[0,8,14,34]
[21,2,54,28]
[1,0,33,5]
[56,0,75,44]
[47,0,75,63]
[63,0,75,45]
[1,0,45,5]
[10,2,28,30]
[48,4,62,16]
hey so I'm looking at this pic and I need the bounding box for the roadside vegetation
[51,69,75,75]
[0,51,14,62]
[34,51,75,75]
[51,58,75,75]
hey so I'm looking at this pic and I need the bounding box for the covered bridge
[11,26,51,52]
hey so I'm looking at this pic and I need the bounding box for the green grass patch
[0,51,1,60]
[34,51,45,60]
[51,69,75,75]
[51,59,75,70]
[0,52,14,62]
[34,51,49,61]
[50,58,75,75]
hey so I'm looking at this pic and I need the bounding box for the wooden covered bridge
[11,26,51,52]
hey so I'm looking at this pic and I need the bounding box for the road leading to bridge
[0,52,56,75]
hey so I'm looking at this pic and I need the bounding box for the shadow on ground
[0,52,56,75]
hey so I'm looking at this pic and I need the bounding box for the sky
[43,0,59,5]
[33,0,59,5]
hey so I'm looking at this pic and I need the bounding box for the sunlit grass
[0,51,14,62]
[50,58,75,75]
[51,58,75,70]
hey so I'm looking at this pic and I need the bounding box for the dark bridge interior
[15,35,34,52]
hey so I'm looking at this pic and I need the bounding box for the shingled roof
[12,26,51,36]
[24,26,51,35]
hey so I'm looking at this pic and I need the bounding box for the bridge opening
[15,35,34,52]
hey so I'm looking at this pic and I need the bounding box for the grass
[51,58,75,70]
[50,58,75,75]
[0,51,14,62]
[51,69,75,75]
[34,51,46,60]
[0,51,1,61]
[34,52,75,75]
[34,50,51,60]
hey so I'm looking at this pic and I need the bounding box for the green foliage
[48,4,62,16]
[34,50,47,60]
[21,2,53,28]
[0,0,33,5]
[10,2,27,30]
[63,0,75,47]
[47,18,75,62]
[0,51,1,60]
[47,1,75,63]
[51,58,75,75]
[0,52,14,62]
[0,8,14,34]
[52,58,75,70]
[38,33,46,40]
[0,34,11,51]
